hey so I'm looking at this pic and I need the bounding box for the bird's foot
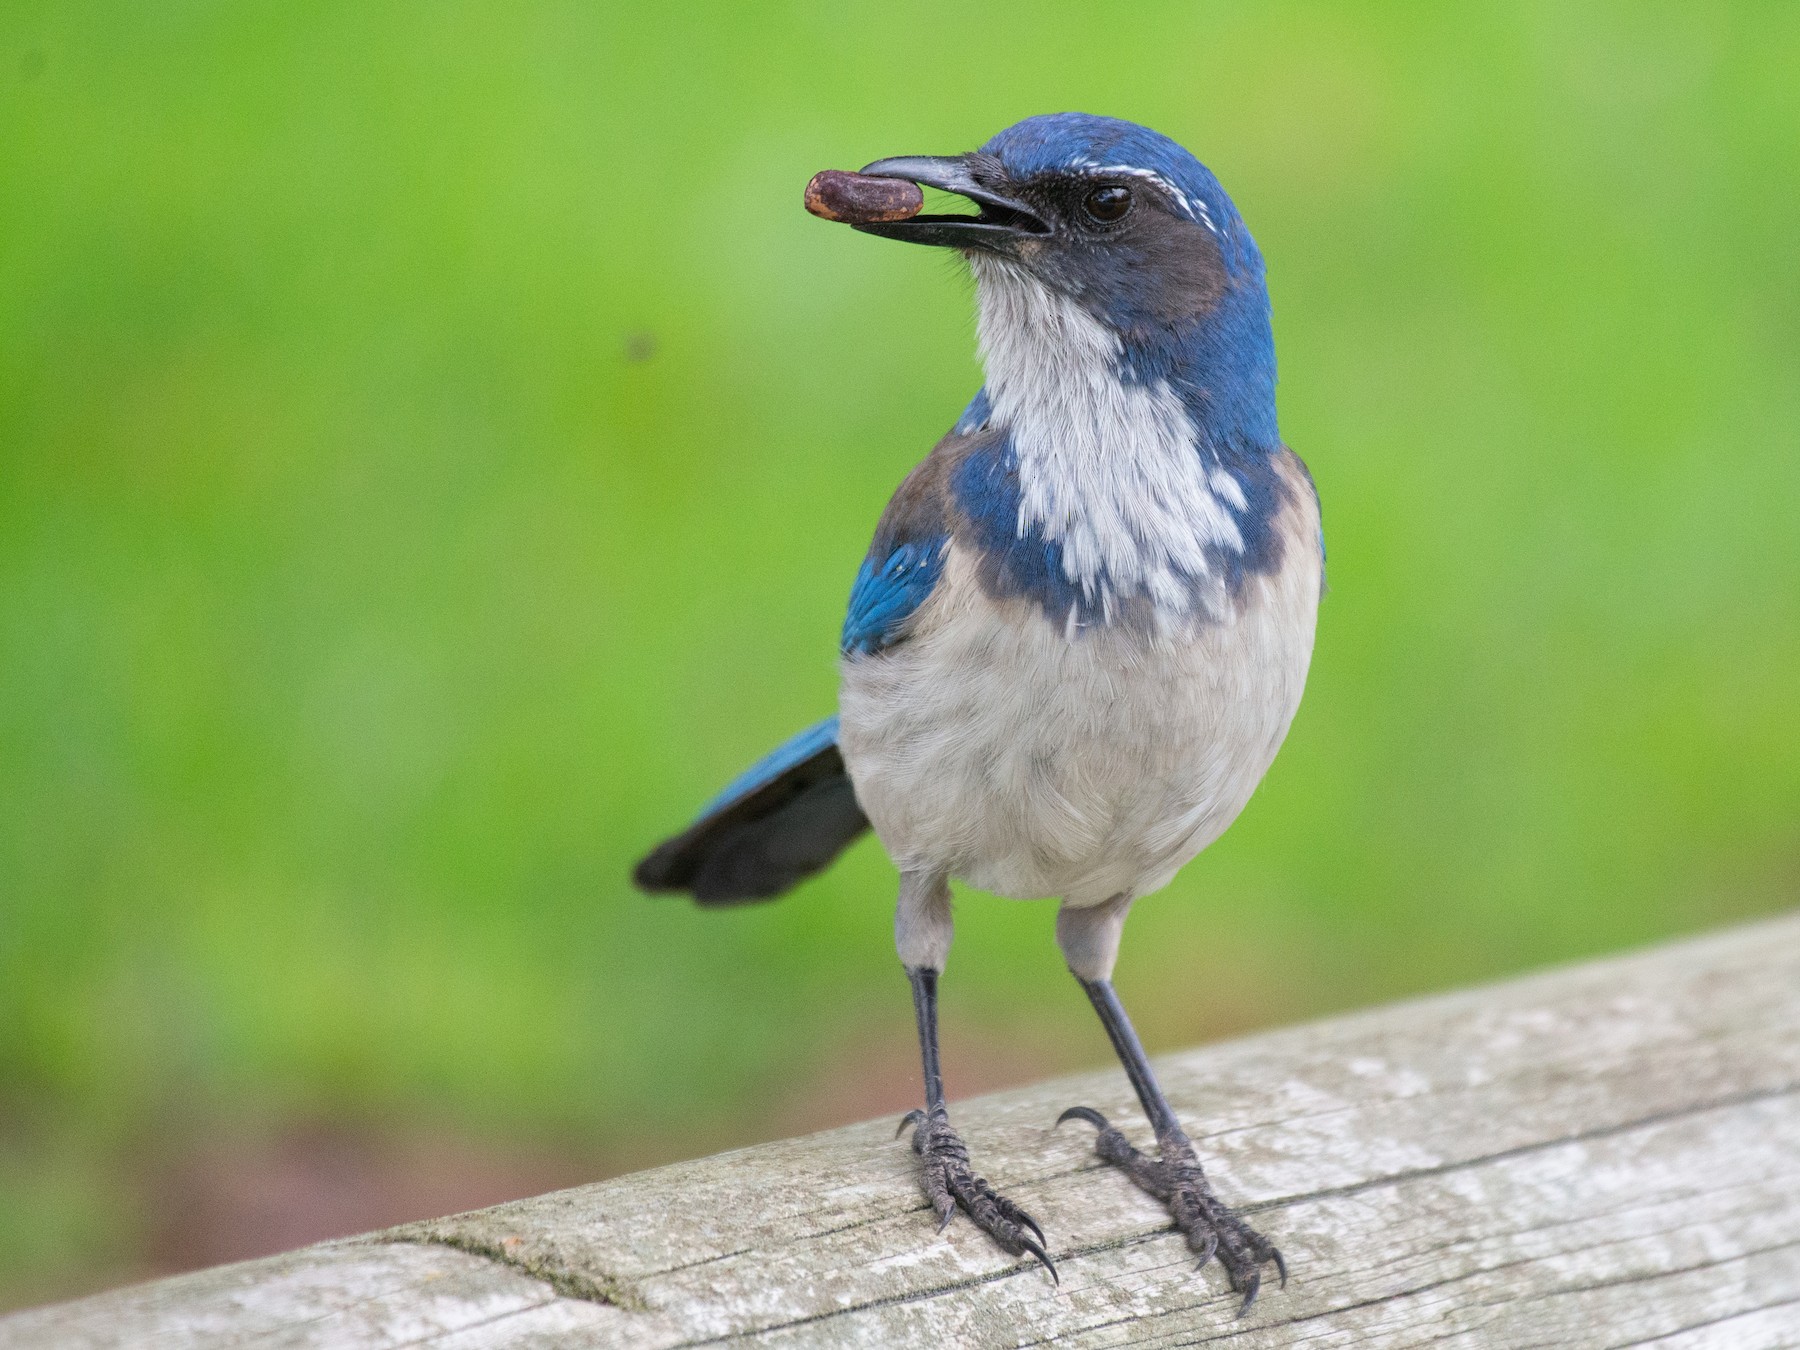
[898,1106,1056,1282]
[1058,1106,1283,1315]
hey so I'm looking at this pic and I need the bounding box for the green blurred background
[3,0,1797,1311]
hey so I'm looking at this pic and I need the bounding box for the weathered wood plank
[6,916,1800,1348]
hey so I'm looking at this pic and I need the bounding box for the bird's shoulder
[840,396,1003,657]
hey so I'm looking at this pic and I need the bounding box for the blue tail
[633,715,870,904]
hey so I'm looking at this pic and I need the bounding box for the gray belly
[838,543,1319,907]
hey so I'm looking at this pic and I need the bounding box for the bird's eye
[1082,184,1132,224]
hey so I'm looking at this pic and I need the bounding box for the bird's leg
[1054,901,1283,1315]
[894,873,1054,1280]
[899,968,1055,1277]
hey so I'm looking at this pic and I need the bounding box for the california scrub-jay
[637,113,1320,1312]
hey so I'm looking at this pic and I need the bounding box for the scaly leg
[1054,900,1283,1315]
[894,872,1054,1280]
[899,968,1055,1279]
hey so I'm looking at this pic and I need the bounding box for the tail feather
[633,715,870,904]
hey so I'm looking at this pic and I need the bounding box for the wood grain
[7,916,1800,1348]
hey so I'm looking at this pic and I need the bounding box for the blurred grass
[2,0,1797,1309]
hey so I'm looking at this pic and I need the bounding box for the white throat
[970,256,1245,626]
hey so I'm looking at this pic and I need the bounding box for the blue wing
[841,538,947,656]
[839,393,974,657]
[634,715,869,904]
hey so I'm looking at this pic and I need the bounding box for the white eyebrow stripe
[1076,164,1217,236]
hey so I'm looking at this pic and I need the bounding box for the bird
[635,112,1321,1315]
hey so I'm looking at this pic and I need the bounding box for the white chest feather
[838,492,1320,907]
[972,257,1245,625]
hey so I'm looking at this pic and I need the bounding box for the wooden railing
[5,915,1799,1347]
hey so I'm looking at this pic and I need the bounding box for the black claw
[1018,1210,1047,1248]
[907,1109,1060,1285]
[1191,1229,1218,1268]
[1067,1104,1288,1314]
[1021,1236,1059,1284]
[1055,1105,1112,1131]
[1235,1267,1263,1318]
[896,1108,925,1139]
[989,1191,1047,1248]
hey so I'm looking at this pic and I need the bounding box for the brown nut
[804,170,924,224]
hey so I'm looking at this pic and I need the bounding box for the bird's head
[855,114,1263,336]
[845,113,1276,449]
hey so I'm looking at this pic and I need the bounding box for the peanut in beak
[804,170,924,224]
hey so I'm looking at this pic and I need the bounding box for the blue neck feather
[1117,276,1279,462]
[950,270,1288,626]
